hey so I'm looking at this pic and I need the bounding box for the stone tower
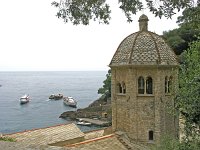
[109,14,179,145]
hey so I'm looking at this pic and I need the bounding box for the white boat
[77,121,92,126]
[63,96,77,107]
[20,94,30,104]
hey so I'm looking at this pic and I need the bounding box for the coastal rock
[59,95,112,121]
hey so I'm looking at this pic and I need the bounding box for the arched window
[146,77,153,94]
[165,76,173,94]
[165,76,168,93]
[149,130,154,141]
[117,83,122,93]
[138,76,144,94]
[122,82,126,94]
[168,76,173,93]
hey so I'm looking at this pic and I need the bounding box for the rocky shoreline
[59,95,112,126]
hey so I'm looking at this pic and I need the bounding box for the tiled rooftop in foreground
[4,123,84,148]
[2,123,150,150]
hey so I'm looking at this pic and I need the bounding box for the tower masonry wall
[111,66,179,144]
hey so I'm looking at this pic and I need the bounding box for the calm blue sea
[0,71,106,134]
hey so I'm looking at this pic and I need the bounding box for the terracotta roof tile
[110,17,178,67]
[5,123,84,147]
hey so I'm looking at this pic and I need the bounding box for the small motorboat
[63,96,77,108]
[49,94,55,99]
[20,94,30,104]
[49,94,63,100]
[77,120,92,126]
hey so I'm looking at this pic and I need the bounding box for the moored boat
[63,96,77,108]
[49,94,55,99]
[77,121,92,126]
[49,94,63,100]
[76,119,92,126]
[20,94,30,104]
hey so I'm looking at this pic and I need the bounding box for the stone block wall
[111,66,179,145]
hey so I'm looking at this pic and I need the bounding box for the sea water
[0,71,106,134]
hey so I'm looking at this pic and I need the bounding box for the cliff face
[59,95,112,121]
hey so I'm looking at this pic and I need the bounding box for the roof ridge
[128,31,142,64]
[66,134,115,147]
[4,123,75,136]
[147,31,161,64]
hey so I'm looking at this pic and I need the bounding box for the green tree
[176,40,200,139]
[177,3,200,29]
[162,5,200,55]
[152,134,200,150]
[163,25,199,55]
[51,0,199,25]
[98,69,111,97]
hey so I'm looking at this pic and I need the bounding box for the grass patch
[0,136,16,142]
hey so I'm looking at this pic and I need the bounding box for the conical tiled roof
[109,15,178,67]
